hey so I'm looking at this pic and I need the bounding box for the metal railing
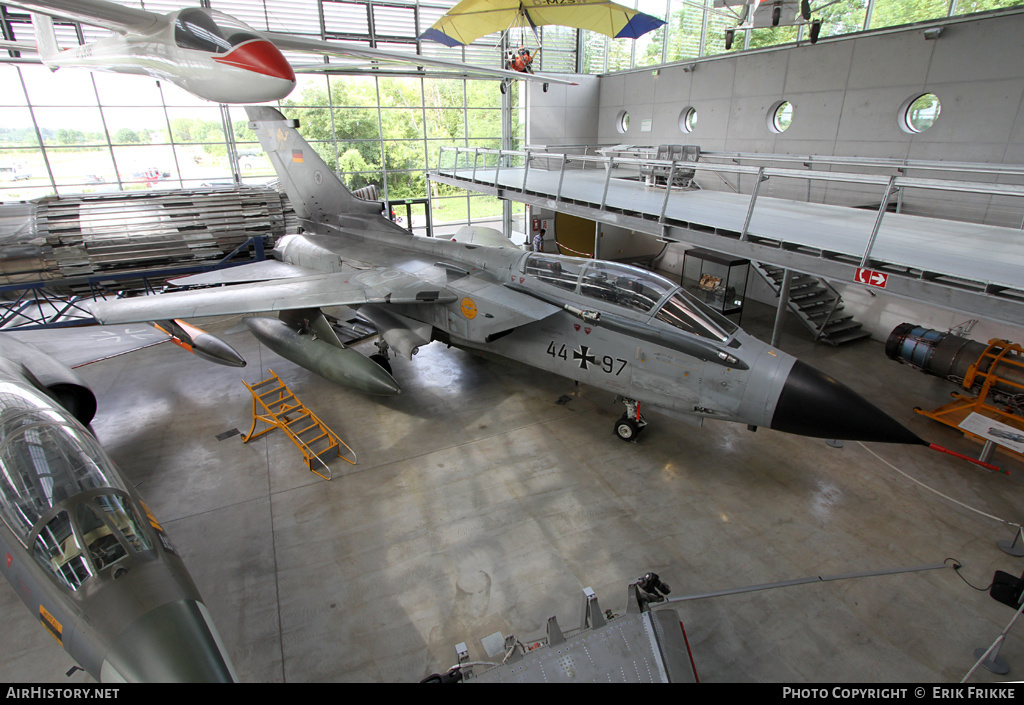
[436,145,1024,275]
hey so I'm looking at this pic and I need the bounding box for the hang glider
[1,0,573,104]
[420,0,667,48]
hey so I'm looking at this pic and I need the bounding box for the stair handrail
[290,405,358,476]
[241,371,356,480]
[753,263,851,343]
[812,278,844,342]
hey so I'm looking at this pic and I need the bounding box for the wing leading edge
[265,32,577,87]
[5,0,160,34]
[87,269,458,325]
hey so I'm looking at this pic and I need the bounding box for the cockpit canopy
[522,253,737,342]
[0,381,153,591]
[173,8,262,53]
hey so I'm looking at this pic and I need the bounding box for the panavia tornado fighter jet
[0,330,236,682]
[88,106,925,449]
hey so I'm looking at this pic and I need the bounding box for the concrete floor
[2,300,1023,683]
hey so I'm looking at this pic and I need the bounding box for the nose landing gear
[614,398,647,442]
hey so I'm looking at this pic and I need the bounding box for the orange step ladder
[241,369,355,480]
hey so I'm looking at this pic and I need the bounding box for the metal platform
[464,610,689,683]
[431,148,1024,328]
[433,579,698,683]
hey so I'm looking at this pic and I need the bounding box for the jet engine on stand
[886,323,1024,463]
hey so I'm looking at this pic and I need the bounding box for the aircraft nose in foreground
[769,360,925,445]
[102,600,236,683]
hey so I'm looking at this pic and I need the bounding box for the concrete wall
[526,74,601,146]
[596,13,1024,166]
[591,13,1024,226]
[525,11,1024,344]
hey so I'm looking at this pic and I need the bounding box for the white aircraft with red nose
[4,0,572,103]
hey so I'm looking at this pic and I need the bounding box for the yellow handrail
[241,369,356,480]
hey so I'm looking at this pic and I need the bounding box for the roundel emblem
[460,297,478,320]
[313,171,323,185]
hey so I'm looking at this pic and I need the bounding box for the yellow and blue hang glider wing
[420,0,666,47]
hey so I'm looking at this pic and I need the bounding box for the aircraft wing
[711,0,825,28]
[264,32,578,87]
[3,0,160,34]
[7,0,576,85]
[1,324,171,369]
[167,260,321,287]
[0,38,38,52]
[88,257,563,344]
[87,268,458,325]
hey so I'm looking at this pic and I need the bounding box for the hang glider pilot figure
[508,46,535,73]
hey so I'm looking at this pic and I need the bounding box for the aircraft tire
[500,80,507,95]
[725,29,734,51]
[543,83,549,92]
[810,19,821,43]
[615,415,641,442]
[773,5,781,26]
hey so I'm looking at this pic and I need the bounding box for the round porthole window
[900,93,941,133]
[768,100,793,133]
[679,106,698,133]
[616,110,630,134]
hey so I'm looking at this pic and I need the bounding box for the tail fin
[244,106,381,229]
[30,13,60,63]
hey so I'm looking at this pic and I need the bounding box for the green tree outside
[277,75,506,202]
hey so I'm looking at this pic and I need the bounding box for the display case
[681,247,749,321]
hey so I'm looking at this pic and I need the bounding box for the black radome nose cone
[771,360,925,445]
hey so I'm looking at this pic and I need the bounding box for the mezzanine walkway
[431,148,1024,328]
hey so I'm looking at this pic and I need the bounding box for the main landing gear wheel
[500,79,508,94]
[371,339,392,374]
[370,353,391,374]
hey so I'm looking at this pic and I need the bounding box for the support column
[771,269,793,348]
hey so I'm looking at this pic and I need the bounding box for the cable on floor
[944,557,994,592]
[858,442,1021,530]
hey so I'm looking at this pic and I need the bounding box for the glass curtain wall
[0,0,523,234]
[2,0,1023,216]
[581,0,1024,70]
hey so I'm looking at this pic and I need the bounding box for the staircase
[754,263,871,346]
[241,370,355,479]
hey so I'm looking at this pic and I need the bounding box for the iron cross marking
[573,345,597,370]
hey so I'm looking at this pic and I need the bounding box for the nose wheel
[614,398,647,442]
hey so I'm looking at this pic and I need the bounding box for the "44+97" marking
[547,341,627,375]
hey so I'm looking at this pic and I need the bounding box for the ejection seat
[642,144,700,189]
